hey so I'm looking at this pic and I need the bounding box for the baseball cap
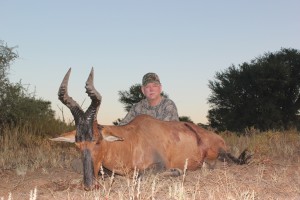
[142,72,161,86]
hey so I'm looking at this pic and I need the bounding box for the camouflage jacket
[119,97,179,125]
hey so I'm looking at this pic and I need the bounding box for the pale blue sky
[2,1,300,124]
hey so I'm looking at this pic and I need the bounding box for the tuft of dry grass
[0,124,79,173]
[1,125,300,199]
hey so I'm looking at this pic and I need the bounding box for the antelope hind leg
[160,168,183,177]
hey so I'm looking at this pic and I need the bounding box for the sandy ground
[1,159,300,200]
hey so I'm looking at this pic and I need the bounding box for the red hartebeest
[52,68,251,190]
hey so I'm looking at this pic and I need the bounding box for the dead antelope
[52,68,251,190]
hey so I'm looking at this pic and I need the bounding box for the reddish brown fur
[54,114,229,178]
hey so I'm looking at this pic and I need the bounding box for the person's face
[141,82,162,101]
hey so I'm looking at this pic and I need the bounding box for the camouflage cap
[142,72,161,86]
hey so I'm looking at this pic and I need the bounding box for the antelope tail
[218,149,252,165]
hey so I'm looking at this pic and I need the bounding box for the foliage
[0,41,69,135]
[0,41,18,82]
[118,84,146,112]
[0,41,19,127]
[179,116,194,123]
[208,48,300,132]
[113,118,122,126]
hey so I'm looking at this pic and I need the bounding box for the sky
[2,1,300,125]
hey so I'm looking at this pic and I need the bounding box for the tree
[118,84,146,112]
[0,41,18,82]
[0,41,55,129]
[208,48,300,132]
[179,116,194,123]
[0,41,19,126]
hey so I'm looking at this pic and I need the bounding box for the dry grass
[0,125,78,173]
[1,125,300,199]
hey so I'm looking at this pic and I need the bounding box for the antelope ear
[102,131,124,142]
[50,130,76,143]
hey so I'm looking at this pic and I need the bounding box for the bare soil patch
[1,159,300,200]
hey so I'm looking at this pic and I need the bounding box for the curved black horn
[58,68,84,124]
[85,67,102,121]
[58,68,101,190]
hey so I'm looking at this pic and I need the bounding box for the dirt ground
[1,159,300,200]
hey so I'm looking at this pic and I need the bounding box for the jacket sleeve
[118,106,137,125]
[161,100,179,121]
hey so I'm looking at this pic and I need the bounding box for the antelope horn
[85,67,102,121]
[58,68,84,125]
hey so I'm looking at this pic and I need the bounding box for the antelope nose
[84,185,93,191]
